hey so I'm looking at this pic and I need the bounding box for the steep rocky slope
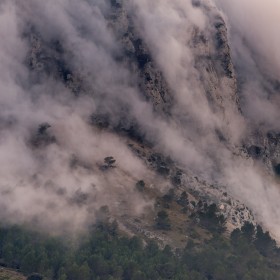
[1,0,280,247]
[24,1,256,243]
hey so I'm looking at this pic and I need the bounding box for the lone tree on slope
[104,156,116,168]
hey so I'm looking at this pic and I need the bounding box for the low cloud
[0,0,280,238]
[214,0,280,130]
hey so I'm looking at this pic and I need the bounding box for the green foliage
[0,222,279,280]
[198,203,226,233]
[103,156,116,168]
[241,222,255,243]
[155,210,171,230]
[254,225,276,257]
[177,191,189,207]
[26,274,43,280]
[135,180,145,192]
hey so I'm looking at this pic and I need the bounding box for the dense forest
[0,219,280,280]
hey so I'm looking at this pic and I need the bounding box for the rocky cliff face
[1,0,280,244]
[24,1,256,233]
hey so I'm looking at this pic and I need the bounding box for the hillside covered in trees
[0,220,280,280]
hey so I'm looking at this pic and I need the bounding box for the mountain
[1,0,280,278]
[0,0,280,280]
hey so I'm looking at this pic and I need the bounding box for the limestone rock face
[108,2,174,114]
[10,0,280,239]
[22,1,256,230]
[191,14,239,116]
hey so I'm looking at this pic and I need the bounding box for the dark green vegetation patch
[0,221,280,280]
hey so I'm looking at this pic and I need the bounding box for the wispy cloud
[0,0,280,238]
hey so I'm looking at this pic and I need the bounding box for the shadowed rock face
[26,1,240,135]
[107,2,174,115]
[30,123,56,148]
[243,130,280,176]
[247,145,263,159]
[274,164,280,176]
[27,32,84,96]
